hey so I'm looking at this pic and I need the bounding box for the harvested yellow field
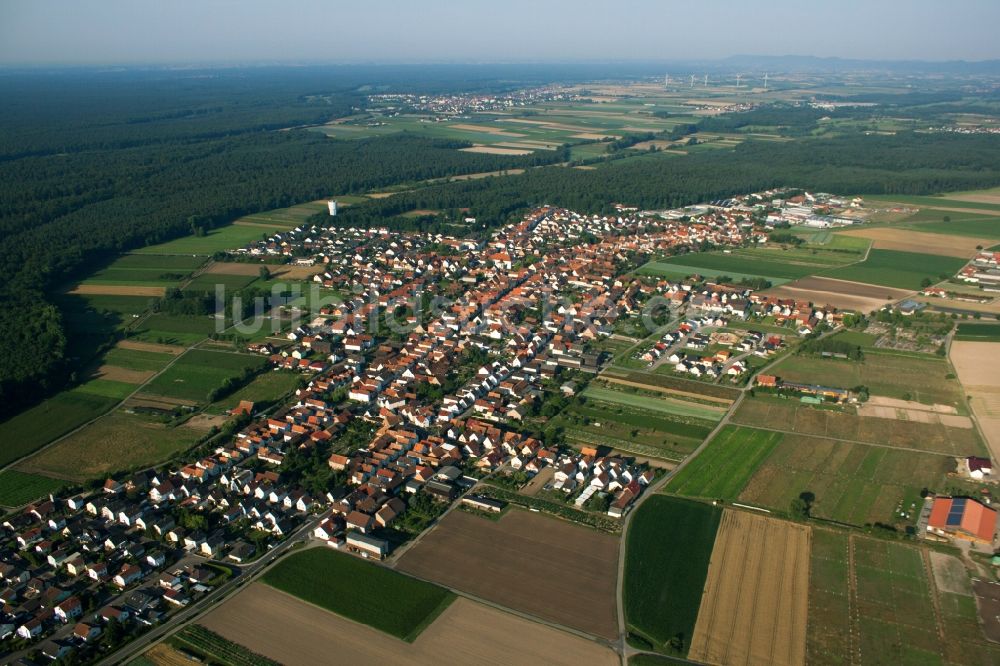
[459,145,533,155]
[142,643,196,666]
[69,284,165,297]
[950,341,1000,462]
[689,510,810,666]
[839,227,984,258]
[199,583,619,666]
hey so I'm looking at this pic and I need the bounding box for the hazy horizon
[2,0,1000,66]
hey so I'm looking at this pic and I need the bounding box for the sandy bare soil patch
[396,509,620,639]
[200,584,618,666]
[143,643,196,666]
[183,414,229,430]
[866,397,958,414]
[944,193,1000,205]
[494,141,560,150]
[448,123,526,137]
[69,284,165,297]
[204,262,264,276]
[763,276,912,313]
[366,192,398,199]
[839,228,983,258]
[571,132,614,140]
[950,341,1000,462]
[93,365,154,384]
[857,403,973,429]
[929,551,973,596]
[446,168,526,182]
[270,265,324,280]
[459,146,533,155]
[689,510,810,666]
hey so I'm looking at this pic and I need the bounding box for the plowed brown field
[395,508,619,639]
[689,510,811,666]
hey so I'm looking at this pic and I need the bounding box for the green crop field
[822,249,967,289]
[172,625,279,666]
[133,224,283,256]
[582,385,725,421]
[807,530,998,665]
[262,548,454,642]
[205,371,301,414]
[0,390,119,467]
[624,496,721,655]
[0,470,66,508]
[133,313,220,345]
[638,249,831,284]
[183,273,259,292]
[665,426,781,500]
[103,347,175,372]
[75,378,138,398]
[772,352,965,409]
[601,370,741,401]
[735,430,954,525]
[17,411,202,482]
[74,294,157,315]
[79,254,204,287]
[954,323,1000,341]
[141,350,267,402]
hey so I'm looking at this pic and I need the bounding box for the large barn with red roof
[927,496,998,544]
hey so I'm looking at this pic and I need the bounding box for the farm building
[967,456,993,480]
[927,496,998,544]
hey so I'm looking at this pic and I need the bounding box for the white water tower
[327,200,338,216]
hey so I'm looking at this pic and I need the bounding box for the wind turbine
[763,73,769,90]
[690,74,696,87]
[703,74,708,87]
[735,73,742,90]
[664,73,670,88]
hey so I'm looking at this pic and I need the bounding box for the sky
[2,0,999,66]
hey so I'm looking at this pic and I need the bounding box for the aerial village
[10,188,991,662]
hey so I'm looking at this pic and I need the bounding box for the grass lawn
[142,350,267,403]
[665,426,781,500]
[0,470,66,508]
[624,496,721,655]
[262,548,455,642]
[822,249,967,290]
[582,385,725,421]
[0,390,119,467]
[17,412,202,482]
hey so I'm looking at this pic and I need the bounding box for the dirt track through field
[396,509,620,639]
[199,583,618,666]
[949,341,1000,463]
[689,510,810,666]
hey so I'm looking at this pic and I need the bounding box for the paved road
[99,511,327,666]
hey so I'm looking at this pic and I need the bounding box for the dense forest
[324,131,1000,231]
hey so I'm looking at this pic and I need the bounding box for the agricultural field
[689,510,810,666]
[624,496,721,655]
[16,411,202,481]
[551,398,714,462]
[76,254,204,288]
[205,371,301,414]
[737,430,954,526]
[169,625,279,666]
[182,272,259,292]
[837,226,985,258]
[139,350,267,403]
[734,397,982,456]
[200,584,619,666]
[772,352,966,410]
[103,346,176,373]
[132,313,220,345]
[396,508,620,639]
[950,340,1000,464]
[600,369,741,401]
[762,275,910,313]
[823,249,967,290]
[639,249,830,284]
[665,426,781,501]
[581,384,726,422]
[261,547,454,642]
[0,470,66,508]
[954,323,1000,342]
[0,389,119,467]
[807,530,1000,666]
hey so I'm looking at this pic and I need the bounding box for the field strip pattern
[689,510,810,666]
